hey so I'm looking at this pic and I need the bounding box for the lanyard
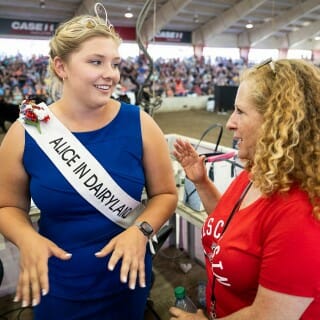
[221,180,253,236]
[210,180,253,316]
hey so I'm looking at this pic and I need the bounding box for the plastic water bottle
[174,286,197,313]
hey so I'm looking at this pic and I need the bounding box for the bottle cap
[174,286,186,299]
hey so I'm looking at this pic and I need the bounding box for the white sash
[19,103,143,229]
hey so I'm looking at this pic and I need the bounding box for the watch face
[141,221,153,235]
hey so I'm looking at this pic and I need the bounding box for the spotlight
[245,22,253,29]
[124,7,133,19]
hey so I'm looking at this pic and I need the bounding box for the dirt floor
[153,109,233,147]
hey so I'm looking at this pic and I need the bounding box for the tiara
[82,2,114,31]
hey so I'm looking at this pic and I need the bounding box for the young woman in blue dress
[0,4,178,319]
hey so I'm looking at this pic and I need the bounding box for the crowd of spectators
[120,54,244,99]
[0,52,246,106]
[0,53,49,105]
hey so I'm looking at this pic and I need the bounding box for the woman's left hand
[169,307,208,319]
[94,225,148,289]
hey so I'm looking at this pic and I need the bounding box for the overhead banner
[153,30,192,44]
[115,26,136,41]
[0,19,192,44]
[0,19,58,37]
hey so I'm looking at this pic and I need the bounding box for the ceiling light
[124,7,133,19]
[39,0,46,9]
[193,14,199,24]
[245,22,253,29]
[315,36,320,41]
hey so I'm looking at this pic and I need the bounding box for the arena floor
[154,108,233,146]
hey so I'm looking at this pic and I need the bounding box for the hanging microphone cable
[135,0,162,116]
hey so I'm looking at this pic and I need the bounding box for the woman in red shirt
[170,59,320,320]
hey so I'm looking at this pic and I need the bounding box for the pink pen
[205,151,236,163]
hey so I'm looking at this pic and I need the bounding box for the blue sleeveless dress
[23,103,152,319]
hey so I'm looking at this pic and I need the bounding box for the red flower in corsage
[19,99,50,133]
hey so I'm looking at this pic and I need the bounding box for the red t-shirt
[202,170,320,319]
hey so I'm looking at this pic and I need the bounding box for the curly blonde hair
[242,59,320,219]
[47,14,121,100]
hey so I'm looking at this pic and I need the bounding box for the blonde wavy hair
[47,14,122,100]
[243,59,320,220]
